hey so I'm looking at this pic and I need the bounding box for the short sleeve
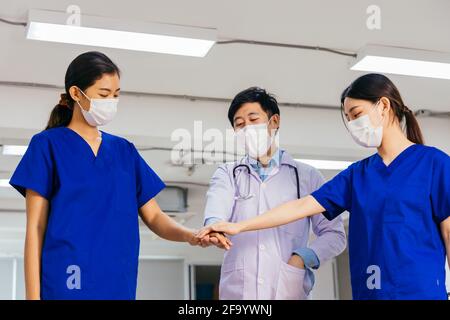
[431,149,450,223]
[311,164,354,221]
[131,143,166,208]
[9,134,54,200]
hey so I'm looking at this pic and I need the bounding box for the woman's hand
[186,230,233,250]
[186,230,202,246]
[197,221,244,239]
[200,232,233,250]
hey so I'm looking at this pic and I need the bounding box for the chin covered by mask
[347,101,384,148]
[235,121,279,159]
[76,88,119,127]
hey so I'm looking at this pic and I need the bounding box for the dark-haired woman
[9,52,224,300]
[198,73,450,300]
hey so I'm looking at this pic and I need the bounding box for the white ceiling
[0,0,450,111]
[0,0,449,205]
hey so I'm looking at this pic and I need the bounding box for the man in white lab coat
[201,87,346,299]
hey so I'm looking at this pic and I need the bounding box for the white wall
[0,84,449,299]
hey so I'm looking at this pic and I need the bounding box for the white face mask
[235,121,279,159]
[76,89,118,127]
[347,102,384,148]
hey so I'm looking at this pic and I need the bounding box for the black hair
[341,73,424,145]
[46,51,121,130]
[227,87,280,126]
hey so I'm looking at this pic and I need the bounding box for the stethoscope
[232,163,301,200]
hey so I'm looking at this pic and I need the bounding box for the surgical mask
[76,88,118,127]
[235,121,278,159]
[347,101,384,148]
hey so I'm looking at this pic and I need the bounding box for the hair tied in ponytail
[340,73,424,145]
[59,93,70,107]
[403,105,412,114]
[45,51,120,130]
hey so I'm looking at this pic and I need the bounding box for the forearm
[24,190,48,300]
[24,228,43,300]
[444,233,450,269]
[240,195,325,232]
[147,211,194,242]
[439,218,450,269]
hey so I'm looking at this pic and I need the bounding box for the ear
[270,114,280,129]
[379,97,391,114]
[69,86,82,103]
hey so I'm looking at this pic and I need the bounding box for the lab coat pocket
[275,261,309,300]
[219,260,245,300]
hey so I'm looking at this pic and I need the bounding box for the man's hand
[200,232,231,250]
[287,254,305,270]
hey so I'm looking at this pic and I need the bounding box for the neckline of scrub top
[63,126,105,160]
[373,143,419,175]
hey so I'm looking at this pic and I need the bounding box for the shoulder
[209,161,241,183]
[100,131,130,145]
[294,160,320,175]
[350,152,379,171]
[35,127,65,140]
[215,161,236,175]
[100,131,137,153]
[420,144,449,159]
[28,128,62,146]
[419,145,450,168]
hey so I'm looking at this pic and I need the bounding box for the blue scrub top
[312,144,450,300]
[10,127,166,300]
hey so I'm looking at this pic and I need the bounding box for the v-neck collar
[63,127,105,159]
[373,143,419,174]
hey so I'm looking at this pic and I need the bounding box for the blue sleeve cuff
[204,217,222,226]
[293,247,320,269]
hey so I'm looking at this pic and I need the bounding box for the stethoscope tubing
[232,163,301,200]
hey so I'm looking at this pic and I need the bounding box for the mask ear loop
[341,99,383,132]
[75,87,92,112]
[267,116,280,151]
[371,99,385,128]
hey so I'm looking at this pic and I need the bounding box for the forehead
[91,73,120,87]
[343,97,370,113]
[234,102,266,118]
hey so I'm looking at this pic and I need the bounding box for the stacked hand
[197,221,243,237]
[191,221,244,250]
[187,228,232,250]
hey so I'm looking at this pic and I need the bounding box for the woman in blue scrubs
[198,74,450,300]
[9,52,225,300]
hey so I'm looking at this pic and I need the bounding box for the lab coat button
[259,244,266,250]
[257,278,264,285]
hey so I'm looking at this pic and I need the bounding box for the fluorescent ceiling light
[295,159,353,170]
[0,179,11,188]
[2,145,28,156]
[351,45,450,80]
[26,9,216,57]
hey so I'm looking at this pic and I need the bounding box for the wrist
[293,253,305,263]
[184,229,195,242]
[237,221,246,233]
